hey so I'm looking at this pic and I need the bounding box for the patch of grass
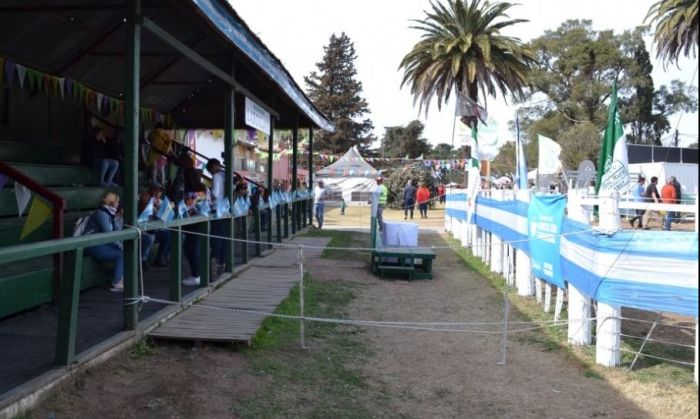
[301,229,370,262]
[449,236,696,390]
[129,339,155,359]
[233,274,384,418]
[582,369,604,380]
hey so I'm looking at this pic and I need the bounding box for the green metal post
[169,227,182,302]
[241,216,249,264]
[55,248,83,366]
[283,203,289,238]
[308,128,314,226]
[291,120,298,235]
[275,204,282,242]
[199,220,210,286]
[267,115,274,249]
[123,0,141,330]
[223,64,235,272]
[302,199,307,228]
[253,206,261,257]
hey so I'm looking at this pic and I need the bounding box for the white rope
[596,344,696,367]
[617,333,696,349]
[157,224,595,253]
[615,316,696,330]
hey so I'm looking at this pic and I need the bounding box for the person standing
[87,127,119,187]
[206,158,226,277]
[671,176,682,224]
[416,183,431,219]
[629,175,646,228]
[402,180,416,220]
[660,177,677,231]
[642,176,661,229]
[375,177,388,231]
[437,184,446,205]
[313,180,328,228]
[146,122,174,187]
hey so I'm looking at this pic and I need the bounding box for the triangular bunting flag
[14,183,31,217]
[16,64,27,89]
[20,196,52,240]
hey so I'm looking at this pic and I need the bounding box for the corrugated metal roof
[0,0,334,131]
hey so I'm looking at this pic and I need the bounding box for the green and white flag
[595,81,628,193]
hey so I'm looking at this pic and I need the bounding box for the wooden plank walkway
[148,237,331,345]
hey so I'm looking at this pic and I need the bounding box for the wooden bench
[370,221,437,280]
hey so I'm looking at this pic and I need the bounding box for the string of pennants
[315,152,468,170]
[0,55,171,126]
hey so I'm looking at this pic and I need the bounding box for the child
[340,198,346,215]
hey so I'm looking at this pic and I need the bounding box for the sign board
[245,97,270,135]
[527,193,567,288]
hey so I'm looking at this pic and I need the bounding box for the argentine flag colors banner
[527,194,567,288]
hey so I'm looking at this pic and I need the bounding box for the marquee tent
[316,146,380,202]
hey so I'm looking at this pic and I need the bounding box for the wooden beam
[140,16,278,117]
[58,19,124,74]
[140,35,205,89]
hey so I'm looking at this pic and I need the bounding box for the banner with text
[245,96,270,135]
[527,193,567,288]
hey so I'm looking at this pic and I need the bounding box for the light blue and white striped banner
[452,193,699,317]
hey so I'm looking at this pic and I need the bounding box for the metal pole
[123,0,141,330]
[223,61,235,271]
[308,128,314,226]
[292,118,298,234]
[498,284,509,365]
[267,115,274,248]
[298,246,306,349]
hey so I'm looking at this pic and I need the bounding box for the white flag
[538,135,563,175]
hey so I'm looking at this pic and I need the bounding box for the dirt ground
[29,208,697,418]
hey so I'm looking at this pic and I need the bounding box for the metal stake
[298,246,306,349]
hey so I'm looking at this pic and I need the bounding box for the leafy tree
[305,33,374,154]
[430,143,454,159]
[399,0,534,129]
[385,164,436,207]
[380,120,431,158]
[646,0,698,67]
[519,20,697,165]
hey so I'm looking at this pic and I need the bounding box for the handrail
[0,160,66,283]
[0,229,138,265]
[0,160,66,219]
[169,141,268,191]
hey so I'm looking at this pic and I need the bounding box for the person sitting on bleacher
[138,187,171,269]
[84,192,124,292]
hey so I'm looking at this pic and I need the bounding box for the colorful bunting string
[1,55,171,126]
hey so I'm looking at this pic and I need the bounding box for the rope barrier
[155,223,596,253]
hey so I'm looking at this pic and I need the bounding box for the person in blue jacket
[84,192,124,291]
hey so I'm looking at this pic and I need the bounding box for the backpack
[72,213,94,237]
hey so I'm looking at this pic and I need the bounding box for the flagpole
[449,98,458,187]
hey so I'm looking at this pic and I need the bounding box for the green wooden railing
[0,197,314,367]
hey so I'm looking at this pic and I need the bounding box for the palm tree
[646,0,698,67]
[399,0,534,125]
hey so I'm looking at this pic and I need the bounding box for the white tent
[316,146,379,203]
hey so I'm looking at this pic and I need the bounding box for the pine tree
[305,32,374,154]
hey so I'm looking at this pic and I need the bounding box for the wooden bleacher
[0,160,122,318]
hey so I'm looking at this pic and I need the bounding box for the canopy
[316,146,378,178]
[316,146,378,202]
